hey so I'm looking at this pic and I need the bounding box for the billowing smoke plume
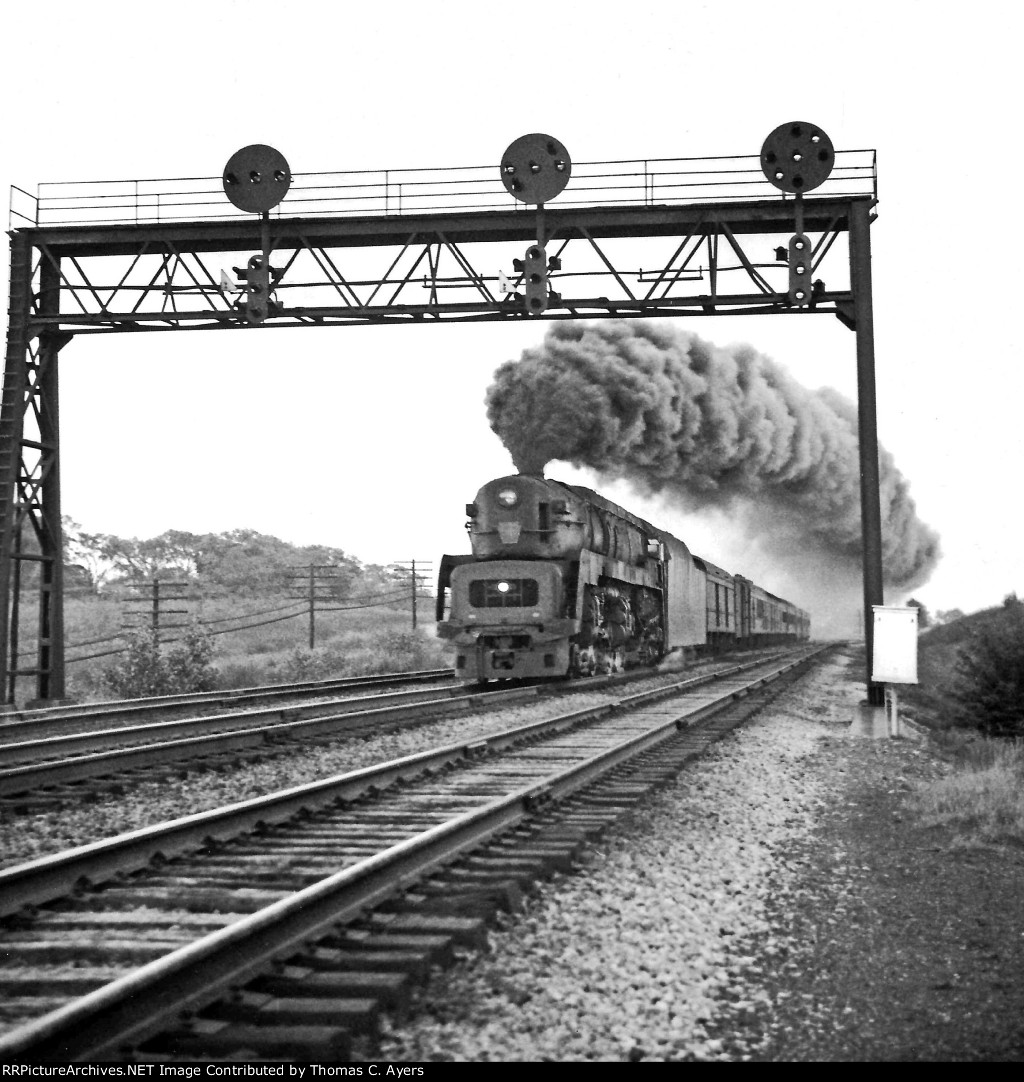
[486,321,940,592]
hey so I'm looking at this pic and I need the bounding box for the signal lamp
[523,245,548,314]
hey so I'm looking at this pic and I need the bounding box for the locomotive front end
[439,560,574,681]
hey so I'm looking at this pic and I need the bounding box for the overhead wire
[59,589,431,665]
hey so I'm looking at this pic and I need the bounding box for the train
[436,472,810,683]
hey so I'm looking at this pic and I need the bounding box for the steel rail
[0,667,454,730]
[0,645,827,1061]
[0,683,540,797]
[0,683,474,763]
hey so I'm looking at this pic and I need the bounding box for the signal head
[223,145,292,212]
[500,134,571,204]
[760,122,834,194]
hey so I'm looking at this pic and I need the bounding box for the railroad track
[0,668,456,741]
[0,644,831,1062]
[0,682,538,806]
[0,652,788,805]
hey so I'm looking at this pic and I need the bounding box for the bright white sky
[0,0,1020,623]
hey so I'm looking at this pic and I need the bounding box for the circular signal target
[760,122,835,194]
[223,145,292,213]
[500,134,571,204]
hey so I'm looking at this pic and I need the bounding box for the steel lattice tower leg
[0,237,67,705]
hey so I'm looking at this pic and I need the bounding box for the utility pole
[393,560,432,629]
[121,579,190,641]
[848,199,885,705]
[307,564,315,649]
[285,564,349,649]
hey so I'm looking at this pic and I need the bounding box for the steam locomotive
[436,473,810,683]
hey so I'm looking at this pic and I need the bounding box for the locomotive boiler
[436,473,809,683]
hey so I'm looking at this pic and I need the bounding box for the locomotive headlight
[497,488,519,508]
[497,581,511,593]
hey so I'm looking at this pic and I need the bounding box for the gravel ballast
[376,648,1024,1061]
[7,647,1021,1060]
[0,658,756,869]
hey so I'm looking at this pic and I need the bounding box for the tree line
[59,518,408,600]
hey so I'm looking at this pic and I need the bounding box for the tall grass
[914,738,1024,849]
[49,595,453,703]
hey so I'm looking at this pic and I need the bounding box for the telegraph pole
[286,564,349,649]
[121,579,189,641]
[307,564,315,648]
[394,560,432,629]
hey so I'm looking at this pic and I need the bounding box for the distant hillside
[920,604,1011,647]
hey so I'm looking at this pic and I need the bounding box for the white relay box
[871,605,919,684]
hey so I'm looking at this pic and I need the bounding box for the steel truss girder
[20,198,862,334]
[1,194,882,704]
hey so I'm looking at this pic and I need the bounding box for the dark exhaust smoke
[485,321,940,591]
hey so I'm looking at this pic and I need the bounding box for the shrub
[103,623,217,697]
[214,659,267,691]
[950,600,1024,738]
[367,628,451,674]
[165,623,217,692]
[281,646,345,682]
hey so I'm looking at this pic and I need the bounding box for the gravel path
[376,647,1024,1062]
